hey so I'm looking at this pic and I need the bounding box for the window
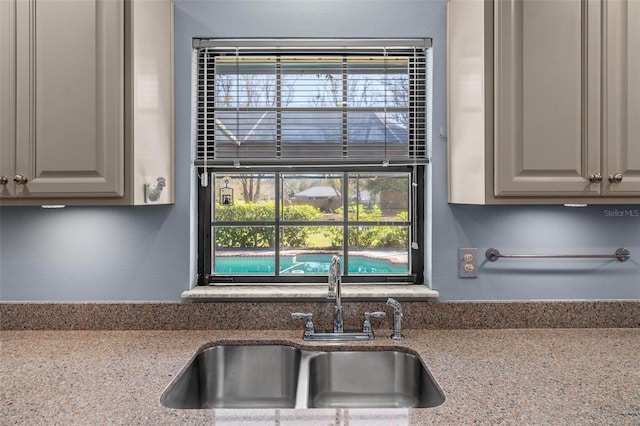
[195,39,431,285]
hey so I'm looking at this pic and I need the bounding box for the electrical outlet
[458,248,478,278]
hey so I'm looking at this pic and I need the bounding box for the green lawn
[306,229,334,248]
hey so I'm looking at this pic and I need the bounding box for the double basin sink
[161,343,445,410]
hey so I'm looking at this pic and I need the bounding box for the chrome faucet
[290,261,390,341]
[386,298,403,340]
[327,255,343,333]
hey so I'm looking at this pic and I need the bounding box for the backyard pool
[214,253,408,275]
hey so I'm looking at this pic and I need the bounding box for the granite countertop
[1,328,639,425]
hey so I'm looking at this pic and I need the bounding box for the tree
[239,174,264,202]
[364,176,406,196]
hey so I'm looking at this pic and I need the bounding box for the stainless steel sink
[161,343,444,410]
[305,350,445,408]
[160,344,301,409]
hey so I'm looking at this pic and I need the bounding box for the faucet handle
[362,311,386,333]
[291,312,315,337]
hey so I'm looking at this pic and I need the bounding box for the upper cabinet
[448,0,640,204]
[0,0,174,205]
[0,0,16,197]
[494,0,601,197]
[604,0,640,197]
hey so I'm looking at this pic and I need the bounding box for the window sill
[181,284,438,302]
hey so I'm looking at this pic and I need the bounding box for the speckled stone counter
[1,328,639,425]
[2,301,639,330]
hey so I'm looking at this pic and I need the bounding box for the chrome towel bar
[485,248,631,262]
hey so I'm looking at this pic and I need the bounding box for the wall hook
[145,177,167,203]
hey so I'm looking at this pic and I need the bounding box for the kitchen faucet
[291,255,392,341]
[327,255,343,333]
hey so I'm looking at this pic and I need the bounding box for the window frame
[197,166,425,285]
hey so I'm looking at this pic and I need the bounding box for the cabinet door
[494,0,601,197]
[14,0,123,197]
[604,0,640,196]
[0,0,16,198]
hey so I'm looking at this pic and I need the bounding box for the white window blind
[194,39,430,168]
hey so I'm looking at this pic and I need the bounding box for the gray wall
[0,0,638,302]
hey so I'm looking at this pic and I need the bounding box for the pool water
[214,253,408,275]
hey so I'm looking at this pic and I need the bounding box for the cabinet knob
[13,174,28,185]
[0,176,8,185]
[608,173,623,184]
[589,173,603,183]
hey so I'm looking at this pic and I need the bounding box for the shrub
[215,202,322,248]
[323,208,409,249]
